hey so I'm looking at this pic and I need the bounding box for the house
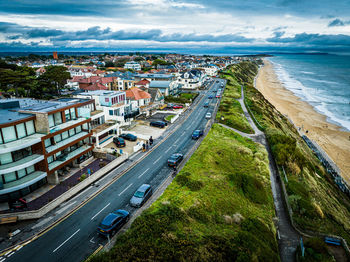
[178,69,206,90]
[134,73,175,82]
[35,67,46,77]
[125,88,151,108]
[134,79,150,89]
[148,88,164,105]
[200,64,219,77]
[0,98,96,202]
[124,61,141,71]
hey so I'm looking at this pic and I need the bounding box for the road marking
[53,229,80,253]
[182,131,186,136]
[154,156,162,164]
[165,147,172,153]
[15,246,22,252]
[91,203,110,220]
[138,168,149,179]
[90,237,95,244]
[118,183,133,196]
[55,201,77,215]
[3,251,12,256]
[6,252,14,257]
[0,257,5,262]
[174,137,181,144]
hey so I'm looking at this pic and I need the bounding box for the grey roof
[149,81,171,88]
[136,73,173,79]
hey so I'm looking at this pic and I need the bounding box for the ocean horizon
[268,54,350,132]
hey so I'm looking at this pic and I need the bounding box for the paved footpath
[219,85,300,262]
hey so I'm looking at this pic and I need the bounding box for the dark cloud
[328,18,350,27]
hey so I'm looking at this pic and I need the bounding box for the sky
[0,0,350,54]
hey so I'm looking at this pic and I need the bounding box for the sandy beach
[256,60,350,184]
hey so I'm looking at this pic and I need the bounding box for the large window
[4,172,16,183]
[54,112,62,125]
[26,165,35,174]
[17,168,26,179]
[2,126,16,143]
[62,131,69,140]
[48,114,55,127]
[26,120,35,135]
[65,109,71,121]
[16,123,26,138]
[70,108,76,119]
[12,147,32,162]
[0,153,12,165]
[75,125,82,133]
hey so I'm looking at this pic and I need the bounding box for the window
[16,123,26,138]
[48,114,55,127]
[26,120,35,135]
[2,126,16,143]
[105,98,109,102]
[26,165,35,174]
[4,172,16,183]
[76,125,82,133]
[13,147,32,162]
[65,109,71,121]
[82,123,89,131]
[0,132,2,144]
[54,134,62,143]
[44,139,51,147]
[0,153,12,165]
[70,108,76,119]
[47,156,53,164]
[69,128,75,137]
[17,168,26,179]
[109,110,113,116]
[54,112,62,125]
[62,131,69,140]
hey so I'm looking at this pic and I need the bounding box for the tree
[104,61,115,67]
[39,66,70,95]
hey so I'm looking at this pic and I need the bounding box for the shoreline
[255,60,350,184]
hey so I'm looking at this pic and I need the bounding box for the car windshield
[193,131,199,135]
[99,223,110,230]
[134,191,145,198]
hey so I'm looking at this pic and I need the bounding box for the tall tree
[39,66,70,95]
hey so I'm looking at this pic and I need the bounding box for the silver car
[130,184,152,208]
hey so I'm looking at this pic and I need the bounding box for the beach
[256,60,350,184]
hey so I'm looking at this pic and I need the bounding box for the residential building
[124,61,141,71]
[0,98,95,202]
[178,69,206,90]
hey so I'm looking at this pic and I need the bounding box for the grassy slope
[216,69,254,134]
[228,61,350,243]
[91,124,279,262]
[165,92,198,104]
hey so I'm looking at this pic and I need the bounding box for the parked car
[119,133,137,141]
[173,105,183,109]
[167,103,174,108]
[205,112,212,119]
[97,209,129,236]
[167,153,183,167]
[130,184,153,208]
[208,95,213,99]
[204,101,209,107]
[150,121,167,128]
[192,130,203,139]
[113,137,125,147]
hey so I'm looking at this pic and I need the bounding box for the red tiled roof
[135,79,150,86]
[125,87,151,100]
[81,82,108,91]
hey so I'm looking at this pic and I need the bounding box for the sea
[268,54,350,131]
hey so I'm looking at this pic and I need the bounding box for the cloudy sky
[0,0,350,53]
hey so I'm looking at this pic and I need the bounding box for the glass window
[47,156,53,164]
[44,138,51,147]
[69,128,75,137]
[26,120,35,135]
[13,147,32,162]
[48,114,55,127]
[54,134,62,143]
[17,168,26,179]
[54,112,62,125]
[2,126,16,143]
[4,172,17,183]
[76,125,82,133]
[62,131,69,140]
[0,152,12,165]
[109,110,113,116]
[0,131,2,144]
[70,108,76,119]
[26,165,35,174]
[82,123,89,131]
[16,123,26,138]
[65,109,71,121]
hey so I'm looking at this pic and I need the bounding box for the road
[5,79,224,262]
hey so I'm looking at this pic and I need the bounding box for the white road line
[138,168,149,179]
[0,257,6,262]
[165,147,172,153]
[118,183,133,196]
[56,201,77,215]
[90,237,95,244]
[174,137,181,144]
[154,156,162,164]
[15,246,22,252]
[6,252,14,257]
[53,229,80,253]
[3,250,12,256]
[91,203,110,220]
[182,131,186,136]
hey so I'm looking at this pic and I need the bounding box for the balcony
[0,133,45,154]
[49,118,87,134]
[0,171,47,195]
[0,154,44,175]
[48,145,92,171]
[45,131,90,153]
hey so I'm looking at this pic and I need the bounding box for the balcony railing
[0,154,44,175]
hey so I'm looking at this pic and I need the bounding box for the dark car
[150,121,167,128]
[119,133,137,141]
[97,209,129,236]
[130,184,152,208]
[173,105,183,109]
[167,153,183,167]
[208,95,213,99]
[113,137,125,147]
[192,130,203,139]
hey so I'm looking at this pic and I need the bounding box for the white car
[205,112,212,119]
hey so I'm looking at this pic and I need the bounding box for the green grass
[91,124,279,262]
[165,92,198,104]
[165,115,175,122]
[227,61,350,244]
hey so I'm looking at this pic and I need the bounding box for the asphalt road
[6,79,224,262]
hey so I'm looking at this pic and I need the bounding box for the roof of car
[138,184,151,192]
[101,213,121,226]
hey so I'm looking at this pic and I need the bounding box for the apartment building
[0,98,95,202]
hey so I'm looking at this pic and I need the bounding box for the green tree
[39,66,70,95]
